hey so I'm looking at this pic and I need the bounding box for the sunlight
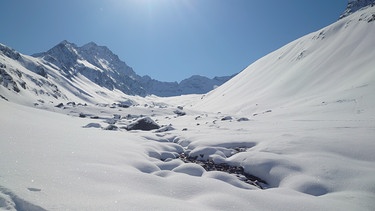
[128,0,195,19]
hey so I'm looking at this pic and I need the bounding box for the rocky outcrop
[340,0,375,19]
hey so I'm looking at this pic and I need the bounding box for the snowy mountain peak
[82,41,98,48]
[30,41,233,97]
[340,0,375,19]
[80,41,112,57]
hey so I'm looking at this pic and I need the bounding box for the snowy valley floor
[1,98,375,211]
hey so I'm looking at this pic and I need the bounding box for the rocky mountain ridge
[340,0,375,19]
[32,41,233,97]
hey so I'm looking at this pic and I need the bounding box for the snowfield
[1,4,375,211]
[1,98,374,210]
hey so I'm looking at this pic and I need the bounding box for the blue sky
[1,0,347,82]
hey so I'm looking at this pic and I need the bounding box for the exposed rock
[340,0,375,19]
[55,103,64,108]
[126,117,160,131]
[0,94,8,101]
[155,124,175,133]
[117,99,136,108]
[173,109,186,116]
[0,44,21,60]
[221,116,233,121]
[113,114,121,120]
[0,68,20,92]
[178,152,267,189]
[19,81,26,89]
[237,117,250,122]
[67,101,76,106]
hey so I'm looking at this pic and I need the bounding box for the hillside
[193,4,375,120]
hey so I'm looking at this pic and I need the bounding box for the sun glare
[130,0,194,14]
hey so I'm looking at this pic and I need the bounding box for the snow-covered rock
[126,117,160,131]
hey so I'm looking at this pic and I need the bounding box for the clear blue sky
[0,0,347,82]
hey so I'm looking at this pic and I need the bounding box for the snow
[1,92,374,210]
[193,6,375,120]
[77,59,102,72]
[1,5,375,211]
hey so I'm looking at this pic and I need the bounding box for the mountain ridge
[31,40,233,97]
[340,0,375,19]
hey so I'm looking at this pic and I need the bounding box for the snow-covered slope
[0,43,138,106]
[194,5,375,120]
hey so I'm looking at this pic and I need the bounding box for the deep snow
[1,4,375,211]
[1,97,374,210]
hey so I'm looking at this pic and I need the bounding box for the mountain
[179,75,234,95]
[340,0,375,19]
[1,40,233,104]
[193,3,375,119]
[0,42,124,105]
[140,74,235,97]
[32,41,233,97]
[33,41,148,96]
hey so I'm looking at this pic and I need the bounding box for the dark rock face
[0,44,21,60]
[126,117,160,131]
[0,68,20,93]
[340,0,375,19]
